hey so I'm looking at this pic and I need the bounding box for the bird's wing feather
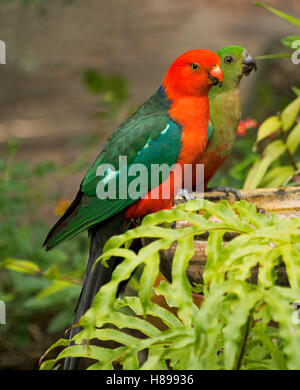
[44,95,182,249]
[206,119,214,145]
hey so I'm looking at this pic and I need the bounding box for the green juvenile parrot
[192,45,256,196]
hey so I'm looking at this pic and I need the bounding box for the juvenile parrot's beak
[208,65,223,87]
[242,51,257,76]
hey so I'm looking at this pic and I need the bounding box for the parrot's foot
[177,188,195,202]
[132,217,143,227]
[257,207,266,215]
[205,186,241,201]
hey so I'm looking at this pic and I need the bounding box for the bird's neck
[169,95,210,164]
[170,95,209,127]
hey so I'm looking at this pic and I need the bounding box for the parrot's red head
[163,49,223,101]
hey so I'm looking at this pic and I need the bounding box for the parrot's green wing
[207,120,213,145]
[45,88,182,249]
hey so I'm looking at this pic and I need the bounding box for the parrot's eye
[191,63,199,70]
[224,56,234,64]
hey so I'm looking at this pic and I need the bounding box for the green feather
[207,120,213,144]
[206,46,245,157]
[45,88,182,249]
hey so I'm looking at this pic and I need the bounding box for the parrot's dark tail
[63,211,127,370]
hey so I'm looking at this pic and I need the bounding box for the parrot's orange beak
[208,65,223,87]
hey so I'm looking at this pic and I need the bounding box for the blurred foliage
[243,4,300,189]
[0,140,88,362]
[244,93,300,189]
[255,2,300,60]
[41,200,300,370]
[82,69,129,120]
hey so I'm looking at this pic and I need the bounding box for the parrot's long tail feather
[63,211,127,370]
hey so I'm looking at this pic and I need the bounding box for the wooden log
[176,186,300,217]
[150,187,300,287]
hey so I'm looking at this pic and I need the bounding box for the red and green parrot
[44,49,223,369]
[197,45,256,197]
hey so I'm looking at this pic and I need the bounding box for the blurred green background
[0,0,300,369]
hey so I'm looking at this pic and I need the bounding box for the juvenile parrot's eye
[191,63,199,70]
[224,56,233,64]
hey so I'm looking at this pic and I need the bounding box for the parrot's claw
[257,207,266,215]
[170,221,177,229]
[132,217,142,227]
[177,188,195,202]
[205,186,241,201]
